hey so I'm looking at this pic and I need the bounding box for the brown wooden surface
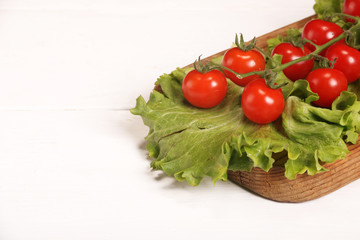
[228,141,360,202]
[181,14,360,202]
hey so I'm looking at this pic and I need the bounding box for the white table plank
[0,110,359,240]
[0,0,314,109]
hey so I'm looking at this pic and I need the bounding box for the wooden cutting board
[184,15,360,203]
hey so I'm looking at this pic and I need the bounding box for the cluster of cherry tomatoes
[181,0,360,124]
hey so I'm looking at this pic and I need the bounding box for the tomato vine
[182,12,360,124]
[215,13,360,84]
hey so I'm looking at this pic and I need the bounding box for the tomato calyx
[234,33,256,51]
[345,20,360,48]
[263,70,288,90]
[315,55,337,69]
[286,34,306,49]
[234,33,273,64]
[193,55,213,74]
[303,53,337,69]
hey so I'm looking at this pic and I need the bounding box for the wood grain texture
[182,14,360,202]
[228,142,360,202]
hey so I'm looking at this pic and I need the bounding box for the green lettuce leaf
[131,68,360,186]
[313,0,344,18]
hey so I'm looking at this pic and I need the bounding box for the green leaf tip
[130,95,147,116]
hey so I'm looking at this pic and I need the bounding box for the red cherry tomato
[343,0,360,23]
[306,68,348,108]
[222,47,265,86]
[302,19,345,56]
[241,78,285,124]
[326,42,360,83]
[271,42,314,81]
[182,69,227,108]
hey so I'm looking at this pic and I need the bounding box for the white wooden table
[1,0,360,239]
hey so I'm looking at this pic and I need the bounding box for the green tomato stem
[214,16,360,82]
[272,32,347,72]
[213,63,264,79]
[333,12,360,22]
[234,32,347,80]
[254,45,279,67]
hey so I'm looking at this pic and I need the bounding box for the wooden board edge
[227,145,360,202]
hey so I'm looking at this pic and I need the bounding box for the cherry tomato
[222,47,265,86]
[302,19,345,56]
[241,78,285,124]
[306,68,348,108]
[326,42,360,83]
[182,69,227,108]
[271,42,314,81]
[343,0,360,23]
